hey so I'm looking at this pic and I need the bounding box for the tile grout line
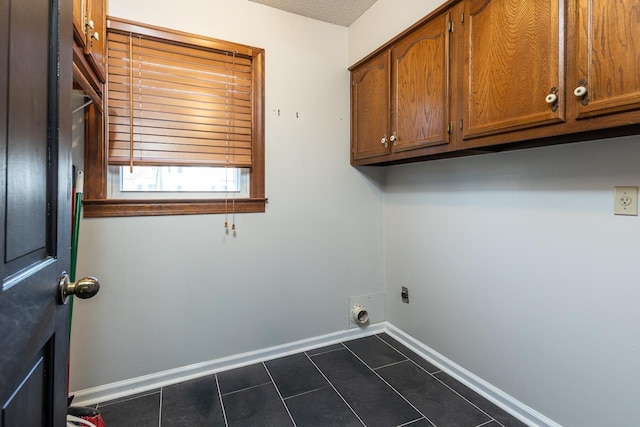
[375,335,502,427]
[283,385,330,401]
[262,361,297,427]
[429,372,503,427]
[215,373,229,427]
[375,335,440,373]
[396,417,428,427]
[306,346,346,357]
[219,381,273,397]
[374,334,437,372]
[340,343,437,427]
[305,351,367,427]
[96,390,160,408]
[373,359,413,371]
[158,387,163,427]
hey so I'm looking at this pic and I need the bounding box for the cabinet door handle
[86,19,94,30]
[91,32,100,41]
[545,87,559,112]
[389,132,398,145]
[573,80,589,105]
[573,85,587,98]
[380,135,388,147]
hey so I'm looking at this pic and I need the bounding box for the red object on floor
[81,414,106,427]
[68,406,106,427]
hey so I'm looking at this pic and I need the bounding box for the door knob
[59,273,100,305]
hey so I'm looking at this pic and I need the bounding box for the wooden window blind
[82,17,266,217]
[106,23,253,168]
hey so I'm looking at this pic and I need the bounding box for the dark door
[0,0,73,425]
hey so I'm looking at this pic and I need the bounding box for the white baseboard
[71,321,559,427]
[70,323,384,407]
[383,323,561,427]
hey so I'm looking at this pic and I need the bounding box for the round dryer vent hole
[351,304,369,325]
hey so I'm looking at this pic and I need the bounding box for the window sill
[82,198,268,217]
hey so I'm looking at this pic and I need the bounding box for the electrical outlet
[401,286,409,304]
[614,186,638,216]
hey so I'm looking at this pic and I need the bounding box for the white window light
[108,166,250,200]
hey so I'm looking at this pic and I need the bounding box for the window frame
[82,17,266,217]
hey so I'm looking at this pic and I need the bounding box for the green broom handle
[68,170,84,342]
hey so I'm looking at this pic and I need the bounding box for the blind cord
[230,51,237,234]
[128,34,134,172]
[224,52,230,232]
[224,51,238,235]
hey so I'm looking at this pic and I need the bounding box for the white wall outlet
[347,293,385,329]
[614,186,638,216]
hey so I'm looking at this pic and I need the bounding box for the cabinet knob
[86,19,94,30]
[389,132,397,144]
[545,87,559,112]
[573,86,587,98]
[380,135,388,147]
[91,32,100,41]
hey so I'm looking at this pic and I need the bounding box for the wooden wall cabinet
[351,9,458,165]
[460,0,640,150]
[351,52,391,162]
[461,0,565,141]
[569,0,640,122]
[73,0,105,83]
[351,0,640,165]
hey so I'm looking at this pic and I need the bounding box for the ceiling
[248,0,378,27]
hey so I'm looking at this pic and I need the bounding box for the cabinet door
[391,12,450,153]
[351,51,390,162]
[572,0,640,119]
[85,0,105,82]
[462,0,565,140]
[73,0,86,45]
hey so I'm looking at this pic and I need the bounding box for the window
[82,17,266,217]
[112,166,249,198]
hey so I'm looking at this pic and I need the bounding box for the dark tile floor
[94,333,528,427]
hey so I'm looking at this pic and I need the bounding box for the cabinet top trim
[348,0,460,71]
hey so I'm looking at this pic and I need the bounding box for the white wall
[348,0,442,65]
[69,0,384,392]
[351,1,640,426]
[384,137,640,427]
